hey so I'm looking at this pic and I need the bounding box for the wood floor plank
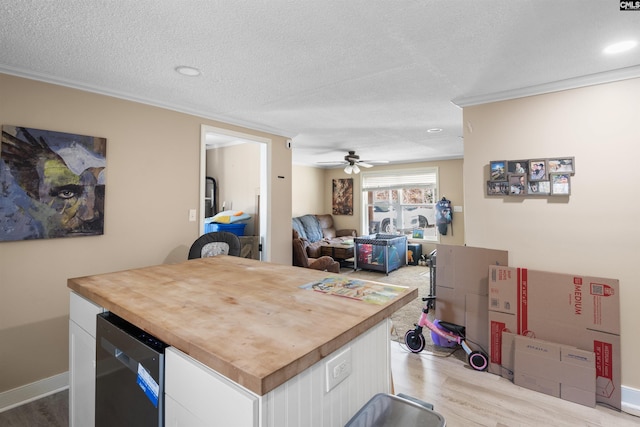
[390,340,639,427]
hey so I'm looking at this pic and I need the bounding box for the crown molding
[452,65,640,108]
[0,66,296,139]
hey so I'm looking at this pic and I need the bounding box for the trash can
[345,393,446,427]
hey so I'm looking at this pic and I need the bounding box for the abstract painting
[1,125,107,241]
[332,178,353,216]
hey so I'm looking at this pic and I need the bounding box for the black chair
[188,231,241,259]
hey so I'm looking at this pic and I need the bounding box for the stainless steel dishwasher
[96,312,168,427]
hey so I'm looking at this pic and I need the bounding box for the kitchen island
[68,256,417,426]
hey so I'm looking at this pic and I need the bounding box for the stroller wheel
[468,350,489,371]
[404,330,426,353]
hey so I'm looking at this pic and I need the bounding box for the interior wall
[322,159,465,254]
[207,143,261,236]
[462,78,640,391]
[0,73,291,393]
[292,164,326,217]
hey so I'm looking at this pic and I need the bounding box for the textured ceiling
[1,1,639,167]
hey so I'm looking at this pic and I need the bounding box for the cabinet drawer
[69,292,103,337]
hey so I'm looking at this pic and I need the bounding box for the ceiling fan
[318,150,389,174]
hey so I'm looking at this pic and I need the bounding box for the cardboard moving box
[488,265,621,409]
[435,244,508,352]
[513,334,596,407]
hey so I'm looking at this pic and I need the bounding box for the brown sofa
[292,214,356,258]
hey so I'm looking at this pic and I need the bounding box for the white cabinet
[165,319,391,427]
[165,347,259,427]
[68,292,103,427]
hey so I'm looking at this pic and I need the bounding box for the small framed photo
[412,229,424,239]
[507,160,529,175]
[490,160,507,181]
[487,180,509,196]
[528,180,550,196]
[508,174,527,195]
[550,173,571,195]
[529,159,547,181]
[548,157,574,174]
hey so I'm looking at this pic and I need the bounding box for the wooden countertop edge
[68,278,418,396]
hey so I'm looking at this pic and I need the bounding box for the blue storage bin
[204,222,246,236]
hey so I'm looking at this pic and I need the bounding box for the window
[361,168,438,241]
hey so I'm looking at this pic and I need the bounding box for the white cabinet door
[69,292,103,427]
[165,347,259,427]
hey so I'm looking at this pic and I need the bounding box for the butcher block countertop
[68,256,417,395]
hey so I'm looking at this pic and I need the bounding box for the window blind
[361,168,437,190]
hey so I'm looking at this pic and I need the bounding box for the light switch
[453,205,463,213]
[188,209,197,222]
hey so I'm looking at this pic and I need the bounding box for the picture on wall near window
[486,180,509,196]
[332,178,353,215]
[508,174,527,196]
[490,160,506,181]
[0,125,107,242]
[529,159,547,181]
[548,158,574,174]
[528,180,550,195]
[550,173,571,195]
[412,229,424,239]
[507,160,528,175]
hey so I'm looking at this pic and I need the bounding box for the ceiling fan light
[344,165,353,174]
[352,164,360,174]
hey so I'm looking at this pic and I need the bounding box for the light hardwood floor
[390,340,639,427]
[1,341,638,426]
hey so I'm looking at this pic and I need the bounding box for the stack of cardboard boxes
[488,265,620,409]
[434,244,621,409]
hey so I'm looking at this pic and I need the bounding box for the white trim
[0,65,295,139]
[0,372,68,413]
[622,385,640,417]
[452,65,640,107]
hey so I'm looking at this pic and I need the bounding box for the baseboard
[622,385,640,417]
[0,372,68,413]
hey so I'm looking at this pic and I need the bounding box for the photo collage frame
[487,157,574,197]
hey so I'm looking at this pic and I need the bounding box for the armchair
[292,236,340,273]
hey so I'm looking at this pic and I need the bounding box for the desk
[68,256,417,426]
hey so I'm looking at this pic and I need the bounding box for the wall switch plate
[453,205,463,213]
[189,209,197,222]
[325,347,352,392]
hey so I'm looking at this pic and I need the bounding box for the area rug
[341,265,466,362]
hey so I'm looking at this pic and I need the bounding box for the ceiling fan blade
[358,162,374,168]
[360,160,389,164]
[317,160,347,165]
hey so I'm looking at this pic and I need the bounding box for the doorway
[200,125,270,261]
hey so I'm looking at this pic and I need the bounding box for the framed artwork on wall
[507,160,528,175]
[508,174,527,196]
[528,180,551,195]
[487,180,509,196]
[550,173,571,195]
[548,157,575,174]
[332,178,353,215]
[0,125,107,241]
[529,159,547,181]
[490,160,507,181]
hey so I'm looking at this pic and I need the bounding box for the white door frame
[200,125,270,261]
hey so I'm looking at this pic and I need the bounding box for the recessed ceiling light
[427,128,443,133]
[175,66,201,77]
[603,40,637,55]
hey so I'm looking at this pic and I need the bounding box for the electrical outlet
[325,348,352,392]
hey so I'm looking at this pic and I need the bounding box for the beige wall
[292,164,326,217]
[291,161,465,261]
[463,78,640,390]
[0,73,291,392]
